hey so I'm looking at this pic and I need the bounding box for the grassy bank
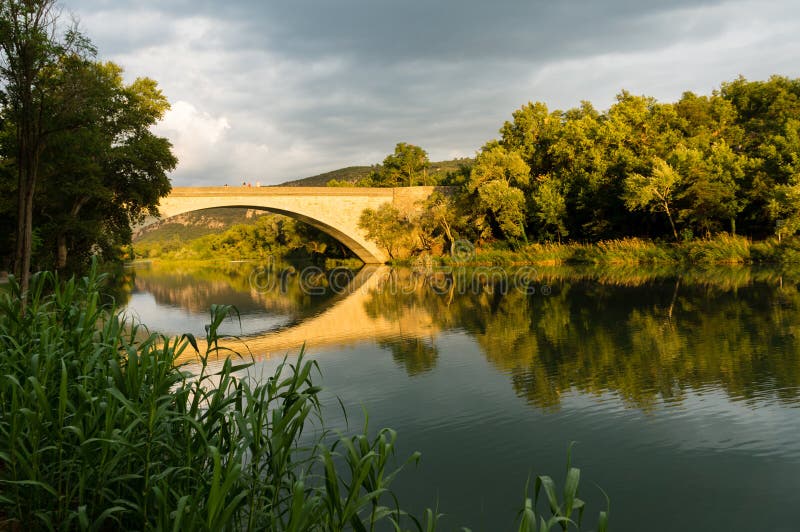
[433,235,800,266]
[0,267,608,530]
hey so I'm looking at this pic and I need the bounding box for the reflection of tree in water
[365,266,800,410]
[380,338,439,376]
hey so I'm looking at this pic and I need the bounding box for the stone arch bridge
[152,186,445,263]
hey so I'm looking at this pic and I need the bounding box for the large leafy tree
[720,76,800,236]
[36,60,175,269]
[623,157,682,240]
[0,0,93,292]
[383,142,429,186]
[468,143,530,243]
[674,142,746,236]
[418,190,464,253]
[358,203,413,259]
[531,174,569,242]
[363,142,430,187]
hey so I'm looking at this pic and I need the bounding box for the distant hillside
[133,208,263,244]
[278,166,375,187]
[278,158,472,187]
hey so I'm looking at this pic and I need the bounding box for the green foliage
[34,59,176,270]
[469,142,531,191]
[358,203,415,259]
[0,0,96,290]
[286,166,376,187]
[382,142,430,187]
[431,75,800,252]
[418,191,464,253]
[434,235,800,266]
[350,143,432,188]
[531,175,569,242]
[0,2,175,275]
[623,158,682,240]
[769,176,800,239]
[466,143,530,243]
[476,180,528,242]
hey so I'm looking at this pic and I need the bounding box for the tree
[373,142,429,187]
[468,142,530,191]
[358,203,412,259]
[468,143,530,242]
[720,76,800,236]
[476,180,527,242]
[674,142,745,236]
[768,177,800,240]
[623,157,682,240]
[419,190,462,253]
[0,0,92,293]
[499,101,561,171]
[36,60,175,269]
[384,142,429,186]
[531,175,568,242]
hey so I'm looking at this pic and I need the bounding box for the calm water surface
[121,261,800,531]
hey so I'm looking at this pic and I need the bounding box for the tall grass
[0,266,608,530]
[439,235,800,266]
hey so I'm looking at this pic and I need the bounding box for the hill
[278,166,375,187]
[278,158,472,187]
[133,208,260,244]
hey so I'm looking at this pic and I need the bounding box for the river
[119,260,800,531]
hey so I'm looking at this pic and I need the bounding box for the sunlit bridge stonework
[148,186,446,263]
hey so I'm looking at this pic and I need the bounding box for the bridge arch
[148,186,443,264]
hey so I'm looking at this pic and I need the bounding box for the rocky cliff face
[133,208,265,243]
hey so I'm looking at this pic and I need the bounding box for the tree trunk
[664,202,678,241]
[14,178,34,295]
[442,219,454,254]
[56,197,88,270]
[57,233,68,269]
[13,124,39,298]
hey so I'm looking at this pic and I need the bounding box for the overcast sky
[67,0,800,186]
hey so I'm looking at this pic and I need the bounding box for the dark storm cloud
[74,0,730,62]
[67,0,800,185]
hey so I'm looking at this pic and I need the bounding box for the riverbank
[129,256,365,269]
[424,235,800,266]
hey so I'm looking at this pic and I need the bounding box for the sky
[67,0,800,186]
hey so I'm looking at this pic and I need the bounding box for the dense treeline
[0,0,175,283]
[357,76,800,258]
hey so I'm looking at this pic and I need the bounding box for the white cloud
[153,101,231,182]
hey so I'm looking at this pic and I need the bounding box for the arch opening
[141,205,384,263]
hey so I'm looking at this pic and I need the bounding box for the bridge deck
[168,186,398,197]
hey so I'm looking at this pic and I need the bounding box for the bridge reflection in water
[181,265,438,362]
